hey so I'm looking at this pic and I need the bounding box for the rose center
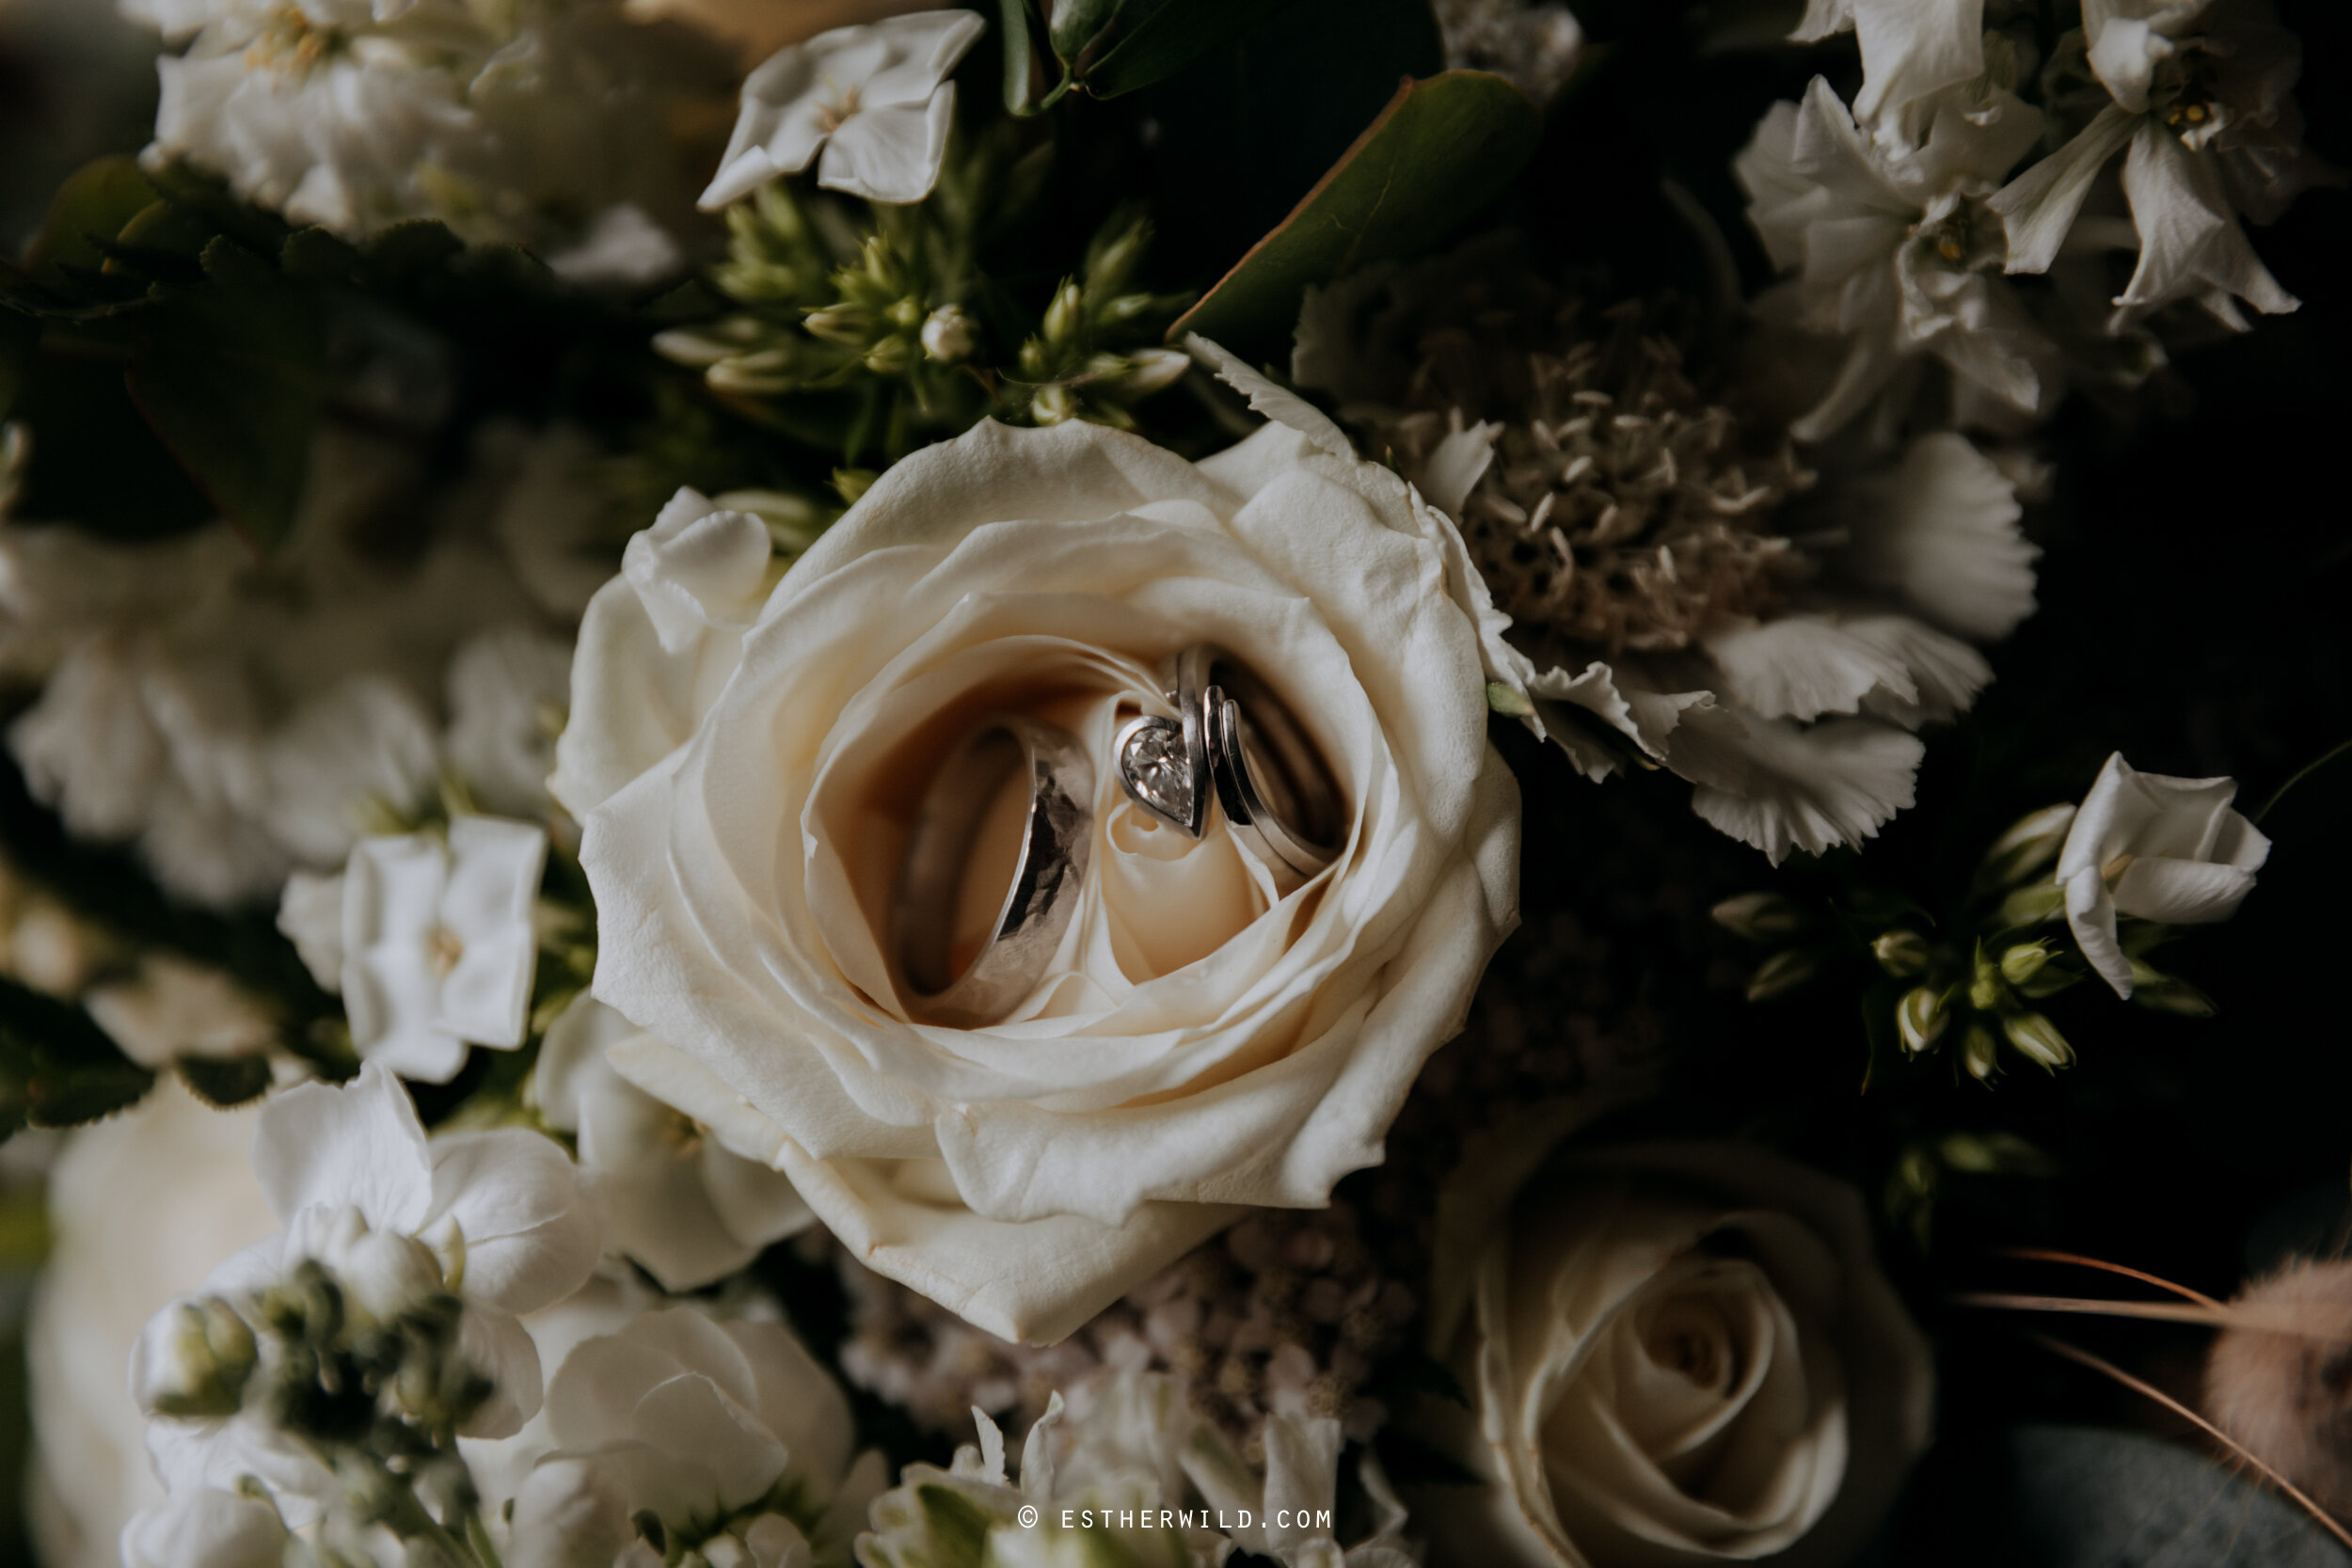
[1640,1293,1739,1396]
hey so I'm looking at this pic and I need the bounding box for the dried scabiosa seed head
[1357,290,1815,657]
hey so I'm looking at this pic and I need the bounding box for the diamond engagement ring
[1116,644,1344,879]
[893,717,1094,1027]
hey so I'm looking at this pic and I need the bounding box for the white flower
[119,1489,289,1568]
[1788,0,1986,134]
[446,627,575,817]
[4,425,549,908]
[571,415,1518,1342]
[1736,76,2054,440]
[84,954,277,1069]
[862,1371,1420,1568]
[342,816,549,1085]
[1417,1140,1933,1568]
[129,0,728,261]
[1991,0,2326,325]
[508,1307,884,1568]
[534,995,813,1291]
[276,870,345,993]
[27,1080,278,1568]
[1433,0,1582,105]
[2056,752,2270,998]
[135,1062,602,1505]
[698,9,987,209]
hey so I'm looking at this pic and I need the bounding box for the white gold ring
[894,717,1094,1027]
[1117,644,1343,879]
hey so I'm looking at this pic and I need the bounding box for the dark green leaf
[200,235,278,288]
[178,1053,275,1109]
[363,219,464,276]
[0,975,157,1141]
[1079,0,1300,98]
[1171,71,1542,355]
[280,227,362,283]
[18,1060,156,1132]
[127,282,324,550]
[0,976,129,1068]
[8,345,218,539]
[25,157,160,285]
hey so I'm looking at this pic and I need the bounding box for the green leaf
[363,218,464,276]
[127,282,324,551]
[25,157,160,285]
[280,227,362,283]
[1079,0,1301,98]
[177,1053,275,1109]
[0,975,156,1140]
[1171,71,1542,355]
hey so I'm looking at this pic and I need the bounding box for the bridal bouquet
[1,1,2346,1565]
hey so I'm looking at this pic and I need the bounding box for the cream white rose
[1419,1140,1932,1568]
[565,417,1519,1344]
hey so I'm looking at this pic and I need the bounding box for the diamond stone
[1119,718,1196,829]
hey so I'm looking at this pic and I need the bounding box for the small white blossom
[508,1307,882,1568]
[699,9,986,209]
[342,816,548,1085]
[119,1489,289,1568]
[2056,752,2270,997]
[134,1062,601,1510]
[1992,0,2328,325]
[1789,0,1986,135]
[1737,75,2054,440]
[534,996,812,1292]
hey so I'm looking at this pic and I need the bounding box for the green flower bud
[1042,281,1084,346]
[1105,347,1190,395]
[1710,893,1805,943]
[802,305,870,345]
[1998,941,2053,988]
[1963,1022,2000,1081]
[1897,985,1949,1053]
[144,1298,258,1418]
[1745,949,1817,1003]
[1995,880,2068,928]
[1873,928,1931,977]
[1979,803,2077,887]
[2127,959,2217,1017]
[1967,945,2008,1013]
[862,335,914,375]
[1030,383,1077,425]
[832,468,877,505]
[2003,1011,2074,1071]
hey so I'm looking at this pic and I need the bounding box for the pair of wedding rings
[891,645,1343,1026]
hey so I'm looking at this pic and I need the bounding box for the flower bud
[1979,804,2076,887]
[862,336,914,375]
[1997,941,2052,988]
[832,468,876,505]
[2127,959,2217,1017]
[1995,880,2067,928]
[1710,893,1805,943]
[920,304,977,363]
[1873,929,1931,977]
[1744,949,1817,1003]
[1042,281,1084,346]
[2002,1012,2074,1072]
[1107,347,1190,395]
[1030,383,1077,425]
[133,1297,257,1418]
[1962,1022,2000,1081]
[802,305,870,346]
[1966,947,2007,1013]
[1897,985,1948,1054]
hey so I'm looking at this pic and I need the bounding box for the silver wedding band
[1116,644,1343,879]
[894,717,1093,1027]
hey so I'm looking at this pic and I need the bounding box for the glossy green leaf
[25,157,160,285]
[127,283,324,551]
[1171,71,1541,354]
